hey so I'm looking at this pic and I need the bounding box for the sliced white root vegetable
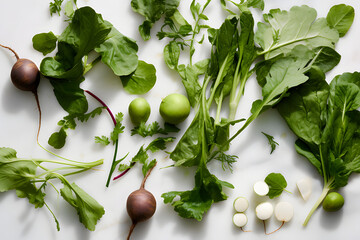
[233,197,249,212]
[253,181,269,196]
[274,202,294,222]
[255,202,273,220]
[233,213,248,228]
[297,178,312,201]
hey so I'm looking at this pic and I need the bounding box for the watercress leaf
[265,173,287,199]
[120,60,156,95]
[262,132,279,154]
[255,5,339,59]
[95,21,139,76]
[48,127,67,149]
[60,182,105,231]
[32,32,58,55]
[327,4,355,37]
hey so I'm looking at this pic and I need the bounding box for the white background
[1,0,360,239]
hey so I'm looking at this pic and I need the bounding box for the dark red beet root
[11,58,40,92]
[127,189,156,224]
[126,163,157,240]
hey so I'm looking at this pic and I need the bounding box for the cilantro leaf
[264,173,288,199]
[49,0,64,16]
[131,121,179,137]
[262,132,279,154]
[95,136,110,146]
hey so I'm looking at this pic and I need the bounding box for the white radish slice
[233,197,249,212]
[274,202,294,222]
[232,213,248,228]
[255,202,273,220]
[253,181,269,196]
[297,178,312,201]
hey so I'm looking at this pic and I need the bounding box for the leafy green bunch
[159,1,353,221]
[33,6,156,149]
[278,71,360,225]
[0,147,104,231]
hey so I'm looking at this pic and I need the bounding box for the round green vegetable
[128,98,151,125]
[159,93,190,125]
[322,192,344,212]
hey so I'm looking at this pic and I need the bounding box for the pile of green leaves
[32,6,156,148]
[159,1,353,221]
[0,147,104,231]
[277,71,360,226]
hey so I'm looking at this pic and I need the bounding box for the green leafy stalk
[0,147,104,231]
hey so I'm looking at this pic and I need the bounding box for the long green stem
[303,182,332,226]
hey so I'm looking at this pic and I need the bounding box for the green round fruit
[128,97,151,125]
[322,192,344,212]
[159,93,190,125]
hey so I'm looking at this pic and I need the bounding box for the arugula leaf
[32,32,58,55]
[262,132,279,154]
[327,4,355,37]
[264,173,288,199]
[255,5,339,59]
[131,121,180,137]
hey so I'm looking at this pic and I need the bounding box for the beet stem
[140,161,157,189]
[0,43,19,60]
[126,223,136,240]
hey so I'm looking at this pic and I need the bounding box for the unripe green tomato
[322,192,344,212]
[128,97,151,125]
[159,93,190,125]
